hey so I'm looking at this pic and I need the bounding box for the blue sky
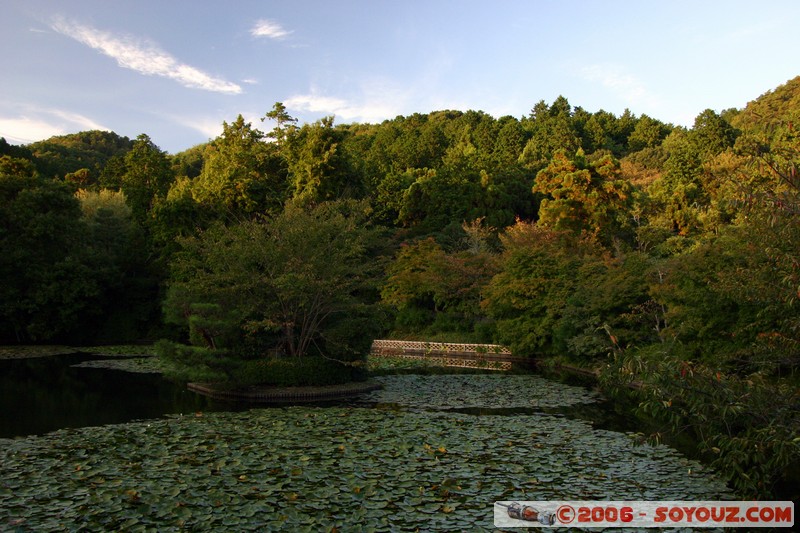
[2,0,799,153]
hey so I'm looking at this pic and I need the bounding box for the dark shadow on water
[0,353,251,438]
[0,355,685,446]
[439,400,639,434]
[348,398,640,435]
[0,353,382,438]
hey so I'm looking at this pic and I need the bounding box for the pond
[0,352,734,531]
[0,353,247,438]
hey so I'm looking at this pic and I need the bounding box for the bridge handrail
[371,339,512,355]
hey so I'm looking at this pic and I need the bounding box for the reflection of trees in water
[0,354,220,438]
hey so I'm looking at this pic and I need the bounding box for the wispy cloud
[0,116,67,144]
[0,105,108,144]
[49,109,108,131]
[580,64,653,106]
[251,19,292,40]
[285,78,411,123]
[172,111,264,142]
[283,71,512,124]
[177,116,225,140]
[285,93,400,123]
[51,17,241,94]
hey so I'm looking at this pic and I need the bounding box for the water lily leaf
[0,376,733,530]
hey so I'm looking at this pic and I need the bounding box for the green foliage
[554,251,653,359]
[602,348,800,498]
[0,157,99,342]
[371,169,417,225]
[396,168,464,231]
[3,78,800,497]
[149,176,211,255]
[118,134,174,222]
[170,143,208,179]
[28,130,132,185]
[688,109,739,158]
[646,130,712,237]
[482,221,603,356]
[155,340,238,383]
[285,116,355,205]
[647,146,800,368]
[191,115,286,217]
[232,356,366,387]
[627,114,672,152]
[0,137,34,160]
[75,187,130,218]
[492,116,527,167]
[398,167,487,233]
[382,225,499,338]
[474,168,538,229]
[730,76,800,139]
[519,97,581,169]
[647,233,759,361]
[161,201,384,384]
[533,149,635,245]
[76,188,158,342]
[0,151,161,343]
[262,101,298,148]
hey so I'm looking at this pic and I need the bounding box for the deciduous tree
[533,149,634,245]
[161,201,385,381]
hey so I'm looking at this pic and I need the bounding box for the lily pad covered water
[362,373,602,410]
[0,375,732,531]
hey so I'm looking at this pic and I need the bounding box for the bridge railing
[371,339,511,355]
[369,339,525,371]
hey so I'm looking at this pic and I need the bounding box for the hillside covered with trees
[2,77,800,497]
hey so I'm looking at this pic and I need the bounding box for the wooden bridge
[369,339,527,371]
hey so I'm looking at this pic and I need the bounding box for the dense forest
[2,77,799,497]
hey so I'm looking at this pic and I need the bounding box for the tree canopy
[5,77,800,496]
[160,201,385,383]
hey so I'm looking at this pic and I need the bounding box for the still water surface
[0,353,245,438]
[1,357,738,531]
[0,353,638,439]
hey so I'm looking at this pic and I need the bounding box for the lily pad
[0,345,77,359]
[361,374,601,410]
[71,357,166,374]
[0,376,732,531]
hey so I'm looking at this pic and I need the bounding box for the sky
[2,0,799,154]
